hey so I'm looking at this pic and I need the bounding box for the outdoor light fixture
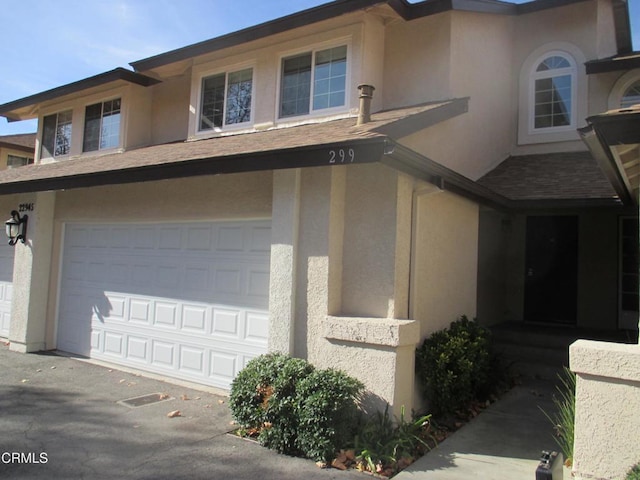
[5,210,28,246]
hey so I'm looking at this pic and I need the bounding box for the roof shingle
[478,151,618,201]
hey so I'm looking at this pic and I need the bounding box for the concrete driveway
[0,344,365,480]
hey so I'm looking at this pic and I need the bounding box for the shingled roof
[0,100,469,193]
[478,151,619,205]
[0,133,36,152]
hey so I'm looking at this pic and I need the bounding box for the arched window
[620,80,640,108]
[531,53,576,130]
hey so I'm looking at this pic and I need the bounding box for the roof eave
[0,68,161,121]
[131,0,593,74]
[579,109,640,207]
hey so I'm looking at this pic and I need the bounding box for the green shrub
[229,353,363,461]
[296,368,364,462]
[626,463,640,480]
[355,405,433,474]
[542,367,575,466]
[228,352,293,431]
[258,356,315,455]
[415,315,493,417]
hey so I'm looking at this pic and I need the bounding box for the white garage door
[57,221,271,390]
[0,241,14,338]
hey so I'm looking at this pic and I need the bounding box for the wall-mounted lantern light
[5,210,28,246]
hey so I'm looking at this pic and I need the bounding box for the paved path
[0,343,563,480]
[395,377,564,480]
[0,344,363,480]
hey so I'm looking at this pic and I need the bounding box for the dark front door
[524,215,578,324]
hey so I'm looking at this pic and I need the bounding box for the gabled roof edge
[130,0,595,73]
[0,68,161,121]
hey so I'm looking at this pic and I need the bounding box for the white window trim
[40,109,73,160]
[275,39,351,123]
[608,69,640,110]
[518,43,586,146]
[82,96,123,154]
[194,61,256,136]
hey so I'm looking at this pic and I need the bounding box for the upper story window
[41,110,72,158]
[83,98,121,152]
[6,155,34,168]
[620,80,640,108]
[199,67,253,131]
[531,53,576,131]
[279,45,347,118]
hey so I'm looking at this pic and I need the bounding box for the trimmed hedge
[229,353,363,462]
[415,315,494,417]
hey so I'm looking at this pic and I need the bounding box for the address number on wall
[328,148,356,164]
[19,203,34,212]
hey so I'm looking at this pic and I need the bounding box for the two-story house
[0,0,636,414]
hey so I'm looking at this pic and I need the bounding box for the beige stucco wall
[267,163,420,415]
[571,340,640,480]
[382,12,452,109]
[411,186,479,337]
[341,164,412,318]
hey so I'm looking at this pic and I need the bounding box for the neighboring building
[0,133,35,170]
[0,133,35,338]
[0,0,637,417]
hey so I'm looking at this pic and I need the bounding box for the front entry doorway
[524,215,578,325]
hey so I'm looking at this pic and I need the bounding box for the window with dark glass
[41,110,72,158]
[280,45,347,118]
[533,56,573,129]
[6,155,34,168]
[200,68,253,131]
[83,98,121,152]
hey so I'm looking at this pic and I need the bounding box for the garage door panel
[58,220,271,390]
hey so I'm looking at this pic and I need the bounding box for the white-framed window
[518,44,585,145]
[83,98,121,152]
[6,155,33,168]
[279,44,347,118]
[41,110,72,158]
[607,70,640,110]
[620,80,640,108]
[199,67,253,131]
[530,52,576,132]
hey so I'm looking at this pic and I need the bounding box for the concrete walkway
[0,342,564,480]
[0,344,364,480]
[395,376,564,480]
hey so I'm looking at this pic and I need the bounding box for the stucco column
[268,169,301,354]
[9,192,56,353]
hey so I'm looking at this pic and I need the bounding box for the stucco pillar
[570,340,640,480]
[9,192,56,353]
[268,169,301,354]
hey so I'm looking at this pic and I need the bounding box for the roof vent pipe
[357,84,375,125]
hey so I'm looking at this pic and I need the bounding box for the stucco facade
[0,0,637,428]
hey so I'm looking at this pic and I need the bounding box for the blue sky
[0,0,638,136]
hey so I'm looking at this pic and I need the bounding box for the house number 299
[328,148,356,164]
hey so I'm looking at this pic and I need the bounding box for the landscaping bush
[229,353,363,461]
[258,356,315,456]
[626,463,640,480]
[228,352,296,432]
[542,367,575,467]
[296,368,363,462]
[355,405,434,476]
[415,315,494,417]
